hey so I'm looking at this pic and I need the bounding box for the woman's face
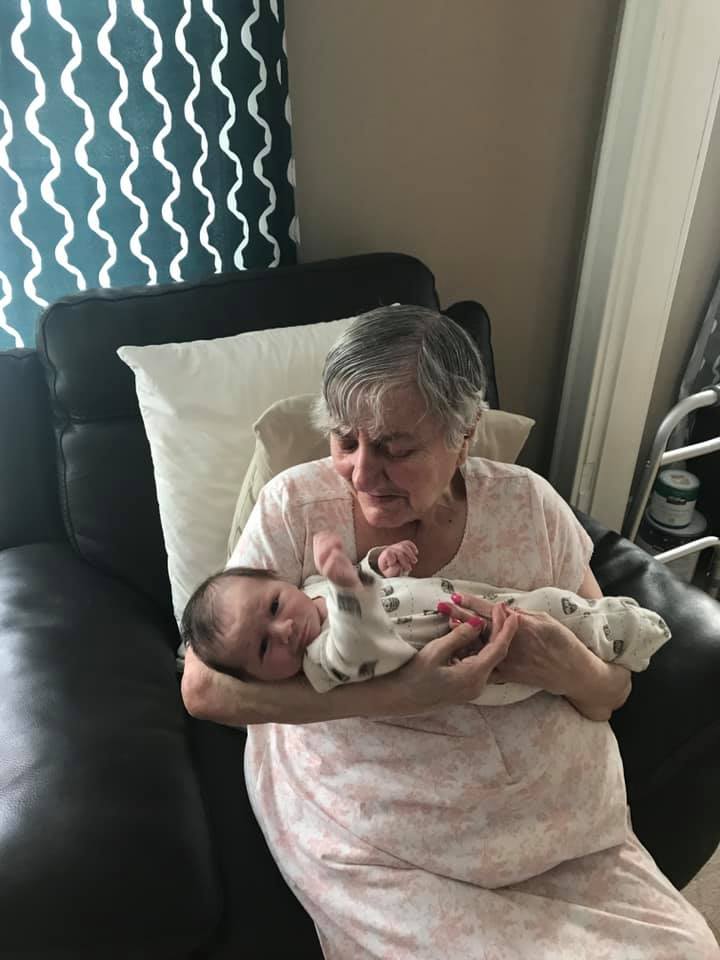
[329,388,468,528]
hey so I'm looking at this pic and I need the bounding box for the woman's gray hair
[314,305,488,448]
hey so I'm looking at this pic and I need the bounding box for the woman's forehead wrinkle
[377,408,435,441]
[331,387,438,442]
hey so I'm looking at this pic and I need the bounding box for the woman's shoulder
[465,456,541,483]
[465,456,564,504]
[263,456,351,506]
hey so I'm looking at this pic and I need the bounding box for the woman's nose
[351,440,383,491]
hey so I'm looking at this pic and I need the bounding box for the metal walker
[623,385,720,596]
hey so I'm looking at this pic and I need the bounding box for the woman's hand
[444,593,631,720]
[387,608,517,712]
[479,600,595,696]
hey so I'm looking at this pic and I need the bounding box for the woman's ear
[457,419,478,466]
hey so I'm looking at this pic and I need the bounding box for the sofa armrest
[0,543,220,958]
[0,350,64,550]
[577,510,720,887]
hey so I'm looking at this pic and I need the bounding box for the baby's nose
[275,619,294,643]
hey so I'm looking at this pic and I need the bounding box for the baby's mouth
[298,620,314,650]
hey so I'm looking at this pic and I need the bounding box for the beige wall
[637,104,720,481]
[284,0,621,472]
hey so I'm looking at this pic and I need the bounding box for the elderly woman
[182,307,718,959]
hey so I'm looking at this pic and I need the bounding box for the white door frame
[549,0,720,534]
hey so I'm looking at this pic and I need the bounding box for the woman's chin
[358,496,411,528]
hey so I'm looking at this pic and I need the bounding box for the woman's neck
[353,469,468,577]
[419,470,467,530]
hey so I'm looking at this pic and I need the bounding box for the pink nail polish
[436,601,451,615]
[468,616,485,628]
[451,593,462,604]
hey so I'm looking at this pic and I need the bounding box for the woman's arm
[564,566,632,721]
[447,567,632,722]
[182,616,515,726]
[563,653,631,722]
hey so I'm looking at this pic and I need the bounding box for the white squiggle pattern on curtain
[132,0,189,282]
[0,99,47,310]
[282,23,299,246]
[0,271,21,347]
[176,0,222,272]
[203,0,249,270]
[48,0,118,288]
[0,1,295,349]
[12,0,86,293]
[98,0,157,283]
[243,0,280,266]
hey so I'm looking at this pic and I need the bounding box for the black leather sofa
[1,253,719,959]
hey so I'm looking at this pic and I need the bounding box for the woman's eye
[270,598,279,616]
[387,448,414,460]
[333,430,357,451]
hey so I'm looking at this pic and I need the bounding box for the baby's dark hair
[180,566,276,676]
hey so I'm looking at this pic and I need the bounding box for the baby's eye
[270,597,279,616]
[259,637,269,660]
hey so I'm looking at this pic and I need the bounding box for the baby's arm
[305,534,416,692]
[359,540,418,579]
[374,540,418,578]
[312,530,362,588]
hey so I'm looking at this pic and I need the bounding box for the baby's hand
[313,532,360,588]
[377,540,419,578]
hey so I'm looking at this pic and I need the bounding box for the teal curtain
[0,0,297,349]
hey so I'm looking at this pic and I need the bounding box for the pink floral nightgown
[233,457,718,959]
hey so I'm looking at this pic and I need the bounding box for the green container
[648,469,700,528]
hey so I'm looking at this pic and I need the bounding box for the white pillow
[227,393,535,558]
[117,318,354,626]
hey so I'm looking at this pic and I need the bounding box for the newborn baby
[181,533,671,706]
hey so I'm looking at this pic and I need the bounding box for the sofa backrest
[35,253,444,611]
[0,349,65,551]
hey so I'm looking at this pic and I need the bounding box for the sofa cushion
[0,542,220,957]
[36,254,441,612]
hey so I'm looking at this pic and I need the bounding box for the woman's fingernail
[436,601,451,615]
[451,593,463,604]
[468,616,485,628]
[450,617,461,626]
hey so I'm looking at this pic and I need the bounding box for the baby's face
[214,576,323,681]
